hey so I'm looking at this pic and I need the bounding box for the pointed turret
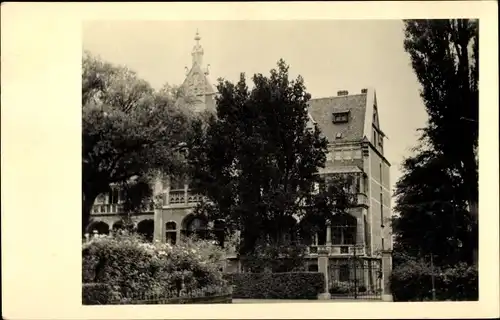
[191,29,204,66]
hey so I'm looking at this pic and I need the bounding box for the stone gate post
[381,249,393,301]
[317,250,331,300]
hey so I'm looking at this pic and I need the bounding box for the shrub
[391,259,478,301]
[82,232,229,303]
[329,281,350,294]
[224,272,324,299]
[83,283,115,305]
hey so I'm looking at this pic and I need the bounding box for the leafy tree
[403,19,478,264]
[187,59,354,255]
[392,146,475,267]
[82,52,192,235]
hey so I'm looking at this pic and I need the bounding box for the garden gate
[328,258,382,300]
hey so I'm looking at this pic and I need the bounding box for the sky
[82,20,428,199]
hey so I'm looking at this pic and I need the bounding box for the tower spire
[192,29,204,66]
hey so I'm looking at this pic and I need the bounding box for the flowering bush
[82,231,229,303]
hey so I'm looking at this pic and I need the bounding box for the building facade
[87,32,392,296]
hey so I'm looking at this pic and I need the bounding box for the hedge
[391,261,478,301]
[224,272,325,299]
[83,283,115,305]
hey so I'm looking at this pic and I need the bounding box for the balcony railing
[164,190,207,206]
[307,244,366,256]
[92,202,155,215]
[92,204,124,214]
[169,190,186,205]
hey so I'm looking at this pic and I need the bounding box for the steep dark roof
[308,93,367,143]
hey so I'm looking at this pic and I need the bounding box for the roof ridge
[310,93,366,101]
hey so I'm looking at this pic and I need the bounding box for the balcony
[92,203,124,214]
[92,202,155,215]
[169,190,186,205]
[164,190,207,207]
[307,244,366,257]
[355,193,368,207]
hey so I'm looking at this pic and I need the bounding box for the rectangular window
[119,190,125,203]
[334,149,342,160]
[333,112,349,123]
[354,176,361,193]
[109,189,119,204]
[343,149,352,160]
[166,232,177,245]
[353,149,362,159]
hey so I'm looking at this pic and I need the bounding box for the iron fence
[328,259,382,300]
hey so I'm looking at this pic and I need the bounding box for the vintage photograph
[81,20,478,305]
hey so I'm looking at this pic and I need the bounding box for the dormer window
[332,111,349,123]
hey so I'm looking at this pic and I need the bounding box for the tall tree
[403,19,478,264]
[187,60,331,254]
[392,145,475,267]
[188,60,356,254]
[82,52,192,235]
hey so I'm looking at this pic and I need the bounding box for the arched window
[137,219,154,242]
[182,215,208,240]
[112,221,124,231]
[165,221,177,245]
[88,221,110,235]
[187,217,206,231]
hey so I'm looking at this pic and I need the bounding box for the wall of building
[158,207,194,242]
[326,144,364,170]
[368,147,392,254]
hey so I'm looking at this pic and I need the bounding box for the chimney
[337,90,349,96]
[361,88,368,94]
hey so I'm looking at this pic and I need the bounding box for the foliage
[82,52,193,234]
[390,256,478,301]
[392,148,475,266]
[328,281,368,295]
[83,283,232,305]
[301,174,358,239]
[82,232,228,303]
[402,19,478,264]
[187,59,355,255]
[82,283,115,305]
[240,239,308,273]
[224,272,324,299]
